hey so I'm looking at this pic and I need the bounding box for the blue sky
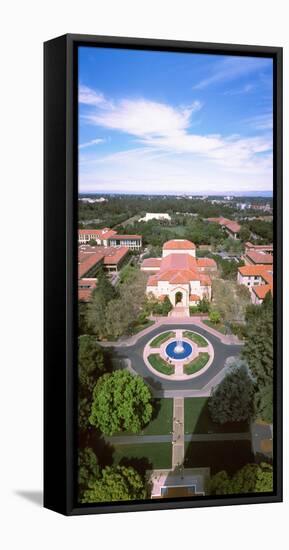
[78,46,273,195]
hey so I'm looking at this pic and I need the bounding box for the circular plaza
[111,321,243,394]
[143,329,214,380]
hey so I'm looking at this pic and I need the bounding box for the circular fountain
[173,339,185,354]
[165,339,193,361]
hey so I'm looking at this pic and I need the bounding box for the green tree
[81,465,147,503]
[105,270,147,338]
[198,297,210,313]
[212,279,250,324]
[209,310,221,324]
[78,447,99,490]
[78,335,105,393]
[242,298,273,387]
[239,226,251,242]
[96,267,116,303]
[210,463,273,495]
[209,470,232,495]
[254,382,273,423]
[87,292,108,339]
[209,363,254,423]
[78,302,90,335]
[78,397,91,431]
[90,370,153,435]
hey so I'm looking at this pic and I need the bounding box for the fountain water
[174,339,185,354]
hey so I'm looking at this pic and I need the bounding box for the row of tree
[78,335,154,502]
[79,266,149,340]
[78,448,147,503]
[208,294,273,425]
[210,462,273,494]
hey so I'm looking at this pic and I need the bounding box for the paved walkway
[105,431,251,445]
[172,398,184,468]
[99,315,243,348]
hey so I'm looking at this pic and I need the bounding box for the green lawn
[112,443,172,470]
[184,331,208,347]
[202,320,227,334]
[184,440,254,475]
[141,398,173,435]
[150,331,175,347]
[184,397,249,434]
[184,353,210,375]
[148,354,174,375]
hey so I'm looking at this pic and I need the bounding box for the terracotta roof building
[237,264,273,305]
[78,245,129,302]
[141,239,217,307]
[78,228,142,250]
[206,217,240,239]
[242,242,273,266]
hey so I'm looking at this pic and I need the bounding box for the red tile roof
[245,242,273,251]
[252,284,272,299]
[78,245,128,277]
[141,258,162,268]
[78,228,117,239]
[190,294,200,301]
[161,253,197,271]
[144,247,213,287]
[102,247,129,265]
[225,221,241,233]
[196,258,217,268]
[238,265,271,276]
[110,234,142,240]
[199,274,212,286]
[78,228,109,236]
[245,251,273,265]
[147,275,158,287]
[78,278,97,302]
[163,239,196,250]
[207,217,240,233]
[78,249,104,278]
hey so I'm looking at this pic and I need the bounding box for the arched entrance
[175,291,183,305]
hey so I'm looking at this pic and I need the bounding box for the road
[109,323,243,394]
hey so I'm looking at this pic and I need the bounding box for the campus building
[243,242,273,266]
[141,239,217,307]
[138,212,171,222]
[78,245,129,301]
[206,217,241,239]
[78,228,142,250]
[237,264,273,305]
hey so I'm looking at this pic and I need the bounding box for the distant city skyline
[78,47,273,195]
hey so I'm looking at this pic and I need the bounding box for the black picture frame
[44,34,283,516]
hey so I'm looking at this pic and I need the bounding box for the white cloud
[192,57,271,90]
[224,83,255,96]
[78,138,105,149]
[79,85,273,194]
[245,113,273,130]
[79,146,272,194]
[84,98,202,138]
[79,84,107,107]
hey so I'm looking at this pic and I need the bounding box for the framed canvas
[44,34,283,516]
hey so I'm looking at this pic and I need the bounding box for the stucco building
[78,245,129,302]
[138,212,171,222]
[243,242,273,266]
[78,228,142,250]
[141,239,217,307]
[237,264,273,305]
